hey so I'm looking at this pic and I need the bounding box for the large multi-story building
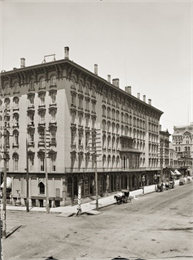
[0,47,164,207]
[172,124,193,175]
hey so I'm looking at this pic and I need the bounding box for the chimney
[112,78,119,88]
[137,93,140,99]
[125,86,131,94]
[94,64,98,75]
[64,46,69,59]
[143,95,146,102]
[20,58,25,68]
[107,75,111,83]
[148,99,152,105]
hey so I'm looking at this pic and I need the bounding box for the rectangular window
[30,157,34,171]
[40,158,45,171]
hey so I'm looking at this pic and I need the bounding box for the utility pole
[44,128,50,213]
[95,150,98,210]
[1,109,9,240]
[26,139,29,212]
[91,129,101,210]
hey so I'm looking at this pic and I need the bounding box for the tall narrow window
[13,130,19,146]
[50,91,56,104]
[39,77,46,89]
[29,79,35,91]
[13,96,19,109]
[39,182,45,194]
[39,111,45,123]
[40,157,45,171]
[4,84,9,95]
[13,82,19,93]
[13,153,19,171]
[29,155,34,172]
[85,132,90,147]
[50,75,56,86]
[92,101,96,113]
[39,93,45,105]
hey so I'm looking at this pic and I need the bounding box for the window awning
[174,169,181,175]
[170,171,175,176]
[1,177,12,189]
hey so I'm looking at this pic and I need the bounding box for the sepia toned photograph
[0,1,193,260]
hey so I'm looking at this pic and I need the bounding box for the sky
[1,0,193,137]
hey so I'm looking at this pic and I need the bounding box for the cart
[114,189,130,204]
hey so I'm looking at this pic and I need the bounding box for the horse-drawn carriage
[165,179,174,190]
[156,183,164,192]
[114,189,130,204]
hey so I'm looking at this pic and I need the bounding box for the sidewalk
[5,179,180,217]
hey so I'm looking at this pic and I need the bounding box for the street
[2,183,193,260]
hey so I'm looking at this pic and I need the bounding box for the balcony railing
[65,167,160,173]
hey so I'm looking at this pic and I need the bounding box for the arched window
[112,122,115,133]
[13,130,19,146]
[4,98,10,109]
[13,96,19,109]
[112,155,115,168]
[107,135,111,148]
[112,136,115,149]
[50,75,56,86]
[13,82,19,93]
[39,77,46,89]
[107,107,111,118]
[107,155,111,168]
[29,79,35,91]
[85,153,90,169]
[4,84,9,95]
[13,152,19,171]
[39,182,45,194]
[107,121,111,132]
[102,134,106,147]
[116,111,119,121]
[78,152,83,170]
[102,106,106,117]
[102,120,106,131]
[102,155,106,167]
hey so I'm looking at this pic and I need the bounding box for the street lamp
[154,174,157,191]
[142,175,145,195]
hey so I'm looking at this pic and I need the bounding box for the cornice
[1,58,163,116]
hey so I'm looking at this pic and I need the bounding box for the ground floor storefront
[2,169,169,208]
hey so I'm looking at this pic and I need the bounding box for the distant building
[172,124,193,175]
[0,47,164,207]
[159,127,170,180]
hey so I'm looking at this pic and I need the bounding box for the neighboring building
[0,47,164,207]
[172,124,193,175]
[169,142,184,170]
[159,127,171,180]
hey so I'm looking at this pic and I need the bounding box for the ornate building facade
[0,47,164,207]
[159,128,170,180]
[172,124,193,175]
